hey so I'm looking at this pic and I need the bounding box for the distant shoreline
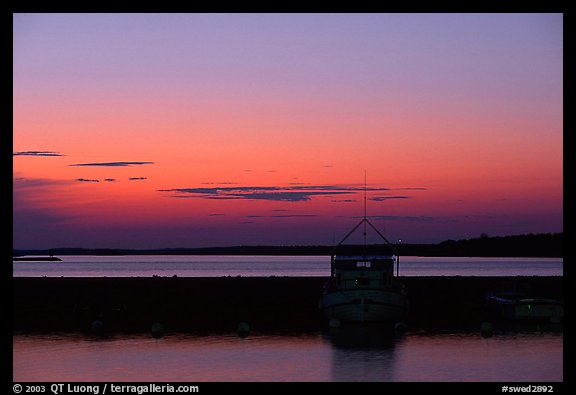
[13,256,62,262]
[13,232,562,258]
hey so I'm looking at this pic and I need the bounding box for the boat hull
[486,296,563,322]
[320,289,407,323]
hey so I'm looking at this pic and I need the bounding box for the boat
[319,217,408,323]
[485,292,563,322]
[13,256,62,262]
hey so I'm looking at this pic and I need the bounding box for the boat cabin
[331,254,397,291]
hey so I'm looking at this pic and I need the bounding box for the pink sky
[13,13,563,249]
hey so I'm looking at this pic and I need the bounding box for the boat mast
[363,171,367,257]
[331,173,398,261]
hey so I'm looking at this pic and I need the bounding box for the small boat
[485,292,563,322]
[13,256,62,262]
[319,217,408,323]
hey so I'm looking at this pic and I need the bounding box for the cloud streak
[69,161,154,167]
[245,214,319,218]
[13,176,73,189]
[370,196,411,201]
[158,184,426,202]
[14,151,64,157]
[158,186,354,202]
[367,215,458,224]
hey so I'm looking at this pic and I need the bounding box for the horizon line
[13,231,563,252]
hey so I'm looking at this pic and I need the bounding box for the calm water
[13,329,563,382]
[13,256,563,382]
[12,255,563,277]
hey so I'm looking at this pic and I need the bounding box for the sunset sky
[13,13,563,249]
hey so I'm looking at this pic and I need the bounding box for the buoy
[550,315,561,324]
[151,322,164,338]
[480,321,493,338]
[237,322,250,337]
[91,319,105,333]
[394,322,407,335]
[328,318,341,328]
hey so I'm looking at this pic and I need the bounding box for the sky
[13,13,563,249]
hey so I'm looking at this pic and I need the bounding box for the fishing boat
[485,292,563,322]
[319,216,408,323]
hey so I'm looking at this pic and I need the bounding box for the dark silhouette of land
[12,256,62,261]
[13,232,562,257]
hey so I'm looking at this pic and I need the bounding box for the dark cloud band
[14,151,64,157]
[370,196,411,201]
[246,214,319,218]
[70,161,154,167]
[367,215,457,224]
[158,184,426,202]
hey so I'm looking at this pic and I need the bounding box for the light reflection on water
[13,327,562,382]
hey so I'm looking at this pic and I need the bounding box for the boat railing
[340,278,387,289]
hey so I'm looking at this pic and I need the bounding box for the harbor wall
[13,276,562,333]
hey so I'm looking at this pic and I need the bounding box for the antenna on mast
[364,170,367,220]
[363,171,367,254]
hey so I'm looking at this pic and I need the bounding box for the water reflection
[13,328,562,382]
[322,323,404,382]
[491,320,563,335]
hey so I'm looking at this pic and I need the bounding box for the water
[13,256,563,382]
[13,330,563,382]
[12,255,563,277]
